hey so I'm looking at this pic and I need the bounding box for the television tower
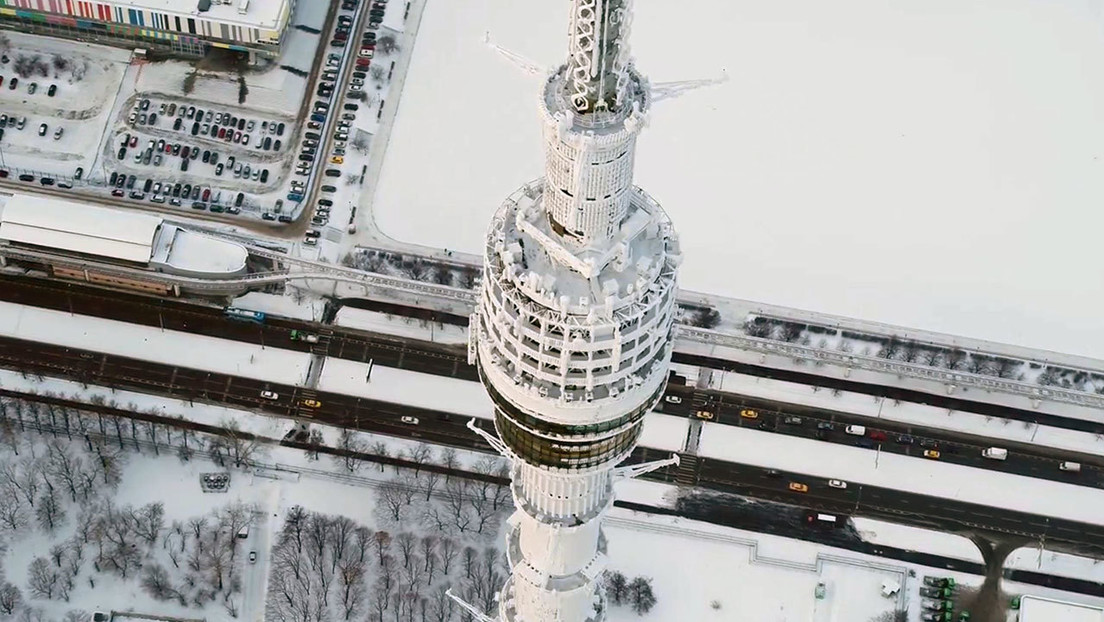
[460,1,682,620]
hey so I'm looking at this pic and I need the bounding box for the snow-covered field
[369,0,1104,360]
[333,306,468,345]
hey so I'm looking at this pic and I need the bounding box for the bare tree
[337,556,368,620]
[88,437,126,488]
[335,429,367,472]
[2,455,43,507]
[188,516,209,541]
[36,487,66,532]
[371,579,393,622]
[378,480,409,524]
[437,538,458,577]
[27,557,58,598]
[0,581,21,614]
[220,418,261,467]
[377,33,399,55]
[373,531,392,567]
[404,443,432,477]
[628,576,657,614]
[462,547,476,580]
[0,492,29,532]
[132,502,165,547]
[604,571,628,605]
[439,447,459,479]
[429,583,454,622]
[220,501,255,558]
[421,536,438,585]
[45,439,88,502]
[370,441,390,472]
[141,563,176,600]
[444,478,473,533]
[395,532,418,572]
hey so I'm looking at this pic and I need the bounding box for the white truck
[982,447,1008,460]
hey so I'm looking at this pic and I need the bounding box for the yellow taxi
[330,155,344,164]
[740,409,759,420]
[923,449,941,460]
[302,399,322,408]
[695,410,715,420]
[788,482,809,493]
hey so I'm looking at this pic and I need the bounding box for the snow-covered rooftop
[154,225,248,276]
[110,0,290,30]
[1020,595,1104,622]
[0,193,162,264]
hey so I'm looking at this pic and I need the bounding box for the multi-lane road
[4,321,1104,555]
[661,384,1099,488]
[2,273,1099,487]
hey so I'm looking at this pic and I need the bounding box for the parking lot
[0,0,406,258]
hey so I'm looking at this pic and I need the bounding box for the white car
[248,551,257,563]
[260,390,279,400]
[664,395,682,404]
[827,479,848,489]
[400,416,420,425]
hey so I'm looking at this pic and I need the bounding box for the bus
[224,307,266,324]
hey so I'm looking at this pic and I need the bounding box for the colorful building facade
[0,0,293,60]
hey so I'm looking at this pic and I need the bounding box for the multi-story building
[0,0,293,61]
[464,1,684,620]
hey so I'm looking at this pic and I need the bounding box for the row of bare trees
[266,504,506,622]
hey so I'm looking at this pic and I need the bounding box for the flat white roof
[0,194,161,264]
[1021,595,1104,622]
[160,227,248,274]
[111,0,288,30]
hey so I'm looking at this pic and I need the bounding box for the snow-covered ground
[0,32,130,181]
[367,0,1104,360]
[333,306,467,345]
[233,290,325,322]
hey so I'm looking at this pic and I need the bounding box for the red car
[869,430,888,441]
[202,188,210,201]
[356,58,371,68]
[129,136,138,148]
[111,188,124,197]
[218,127,226,139]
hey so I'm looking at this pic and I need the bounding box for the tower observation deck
[468,1,682,620]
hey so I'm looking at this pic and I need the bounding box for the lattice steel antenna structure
[463,1,682,621]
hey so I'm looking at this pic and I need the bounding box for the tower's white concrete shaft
[469,1,681,621]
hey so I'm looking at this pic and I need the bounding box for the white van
[981,447,1008,461]
[844,425,866,436]
[1060,461,1081,472]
